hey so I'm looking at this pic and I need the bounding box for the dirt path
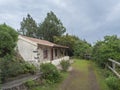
[88,65,100,90]
[59,60,100,90]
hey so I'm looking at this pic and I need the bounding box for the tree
[38,11,66,42]
[0,24,18,57]
[92,35,120,67]
[54,34,78,56]
[54,34,92,58]
[19,14,38,38]
[74,40,92,59]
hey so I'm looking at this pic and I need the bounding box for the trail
[59,60,100,90]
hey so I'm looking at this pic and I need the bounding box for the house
[17,35,69,66]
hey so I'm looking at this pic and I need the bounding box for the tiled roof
[20,35,68,48]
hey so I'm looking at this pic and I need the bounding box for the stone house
[17,35,69,66]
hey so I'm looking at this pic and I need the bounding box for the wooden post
[112,62,116,70]
[51,48,53,61]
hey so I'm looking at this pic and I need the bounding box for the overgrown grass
[73,59,110,90]
[71,59,90,90]
[91,61,110,90]
[72,59,89,72]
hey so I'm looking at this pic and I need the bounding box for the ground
[58,60,100,90]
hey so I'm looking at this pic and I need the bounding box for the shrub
[102,69,114,78]
[40,63,61,84]
[23,63,36,74]
[60,60,70,72]
[105,76,120,90]
[25,79,36,88]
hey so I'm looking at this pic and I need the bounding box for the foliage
[23,62,36,74]
[19,14,38,38]
[54,34,80,56]
[92,35,120,67]
[0,54,37,83]
[25,79,37,88]
[40,63,61,84]
[0,24,18,42]
[74,40,92,59]
[54,34,92,57]
[105,76,120,90]
[38,11,66,42]
[0,24,18,57]
[60,60,70,72]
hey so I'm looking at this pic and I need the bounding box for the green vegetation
[19,14,38,38]
[25,79,37,89]
[19,11,66,42]
[38,11,66,42]
[92,35,120,67]
[92,62,110,90]
[0,24,18,57]
[105,76,120,90]
[60,60,70,72]
[40,63,62,84]
[0,53,37,83]
[72,59,111,90]
[0,24,37,83]
[25,72,68,90]
[54,34,92,57]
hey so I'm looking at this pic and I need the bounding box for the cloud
[0,0,120,44]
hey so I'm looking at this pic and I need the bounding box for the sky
[0,0,120,44]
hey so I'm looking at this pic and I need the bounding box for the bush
[40,63,61,84]
[0,54,37,83]
[102,69,114,78]
[25,79,36,88]
[23,63,36,74]
[60,60,70,72]
[0,24,18,57]
[105,76,120,90]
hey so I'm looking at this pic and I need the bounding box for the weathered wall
[17,36,38,64]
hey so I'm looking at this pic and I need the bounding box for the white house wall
[17,39,38,63]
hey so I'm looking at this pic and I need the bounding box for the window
[43,49,48,59]
[55,49,57,56]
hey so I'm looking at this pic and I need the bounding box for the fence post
[112,62,116,70]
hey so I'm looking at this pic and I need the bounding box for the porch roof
[20,35,68,48]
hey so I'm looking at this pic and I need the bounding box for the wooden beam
[107,64,120,79]
[108,58,120,66]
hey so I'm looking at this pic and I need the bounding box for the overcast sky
[0,0,120,44]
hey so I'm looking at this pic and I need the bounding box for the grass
[92,62,110,90]
[70,59,90,90]
[72,59,109,90]
[72,59,90,73]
